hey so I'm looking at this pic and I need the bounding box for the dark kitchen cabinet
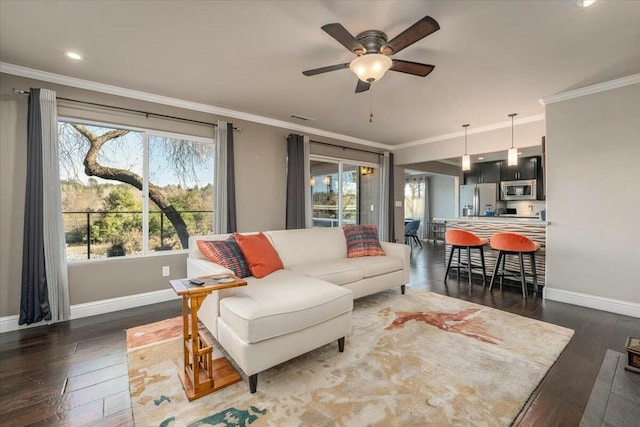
[501,156,538,181]
[464,161,501,184]
[464,163,482,184]
[482,161,501,183]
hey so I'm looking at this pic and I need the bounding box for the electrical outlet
[162,266,170,277]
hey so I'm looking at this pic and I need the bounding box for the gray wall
[430,175,457,219]
[0,73,386,317]
[545,83,640,304]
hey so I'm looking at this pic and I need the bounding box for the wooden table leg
[177,293,242,401]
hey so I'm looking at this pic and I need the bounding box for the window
[310,157,380,228]
[59,120,216,261]
[404,177,426,220]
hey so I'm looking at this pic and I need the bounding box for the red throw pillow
[343,224,385,258]
[196,237,251,278]
[234,232,284,278]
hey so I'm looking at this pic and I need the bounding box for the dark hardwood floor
[1,243,638,426]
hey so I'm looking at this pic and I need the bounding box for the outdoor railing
[64,209,362,260]
[63,210,214,260]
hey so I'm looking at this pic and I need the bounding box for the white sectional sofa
[186,227,410,392]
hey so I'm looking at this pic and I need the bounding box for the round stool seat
[445,229,489,247]
[490,232,540,253]
[489,232,541,299]
[444,229,489,294]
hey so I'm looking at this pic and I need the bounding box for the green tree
[91,186,142,246]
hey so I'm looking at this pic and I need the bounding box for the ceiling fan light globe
[350,54,392,83]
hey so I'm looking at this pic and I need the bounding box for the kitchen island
[435,217,548,289]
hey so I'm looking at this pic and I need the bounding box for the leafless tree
[59,123,212,248]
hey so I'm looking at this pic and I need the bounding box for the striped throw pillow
[343,224,385,258]
[196,237,251,278]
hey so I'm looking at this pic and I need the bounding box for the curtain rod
[12,88,242,132]
[309,139,383,156]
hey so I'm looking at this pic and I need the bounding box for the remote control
[189,278,205,286]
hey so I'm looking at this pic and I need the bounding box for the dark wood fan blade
[390,60,435,77]
[302,63,350,76]
[355,79,371,93]
[322,23,365,54]
[381,16,440,55]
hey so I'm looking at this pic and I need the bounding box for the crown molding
[540,73,640,106]
[394,114,545,151]
[0,62,393,151]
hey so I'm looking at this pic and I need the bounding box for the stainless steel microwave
[500,180,537,200]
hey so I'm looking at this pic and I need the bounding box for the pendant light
[507,113,518,166]
[461,124,471,171]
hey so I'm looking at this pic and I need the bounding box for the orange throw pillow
[234,232,284,278]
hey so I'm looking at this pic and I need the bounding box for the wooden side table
[169,275,247,401]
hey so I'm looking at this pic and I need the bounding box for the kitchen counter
[434,216,549,225]
[435,217,547,287]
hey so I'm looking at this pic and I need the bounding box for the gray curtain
[226,122,237,233]
[20,88,70,325]
[286,134,305,229]
[20,89,50,325]
[421,177,431,239]
[387,152,395,242]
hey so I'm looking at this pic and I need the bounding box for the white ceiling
[1,1,639,147]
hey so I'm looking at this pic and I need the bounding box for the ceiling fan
[302,15,440,93]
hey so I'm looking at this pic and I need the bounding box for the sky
[58,122,215,188]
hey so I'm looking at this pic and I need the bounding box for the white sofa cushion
[266,228,347,267]
[187,257,233,277]
[287,260,364,285]
[219,269,353,344]
[339,255,404,278]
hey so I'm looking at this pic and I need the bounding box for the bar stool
[444,229,489,295]
[488,232,541,299]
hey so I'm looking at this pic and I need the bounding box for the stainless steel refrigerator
[460,183,497,216]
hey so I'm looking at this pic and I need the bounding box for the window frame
[309,154,381,229]
[58,116,217,263]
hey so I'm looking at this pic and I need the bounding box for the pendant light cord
[509,113,518,148]
[464,127,467,153]
[462,124,470,154]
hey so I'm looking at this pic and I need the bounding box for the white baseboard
[3,286,636,333]
[0,289,179,334]
[544,287,640,318]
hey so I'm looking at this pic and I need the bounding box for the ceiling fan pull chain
[369,89,374,123]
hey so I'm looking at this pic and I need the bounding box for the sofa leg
[249,374,258,393]
[401,284,406,294]
[338,337,345,352]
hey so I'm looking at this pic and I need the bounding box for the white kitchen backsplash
[505,200,546,216]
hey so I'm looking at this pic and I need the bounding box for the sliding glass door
[310,157,380,228]
[310,160,339,227]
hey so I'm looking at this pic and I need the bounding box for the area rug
[127,289,574,426]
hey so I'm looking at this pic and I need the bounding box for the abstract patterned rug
[127,290,573,426]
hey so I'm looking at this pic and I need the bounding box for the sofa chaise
[187,226,410,392]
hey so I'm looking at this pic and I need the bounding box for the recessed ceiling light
[576,0,597,7]
[478,157,485,160]
[65,51,83,61]
[518,151,523,155]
